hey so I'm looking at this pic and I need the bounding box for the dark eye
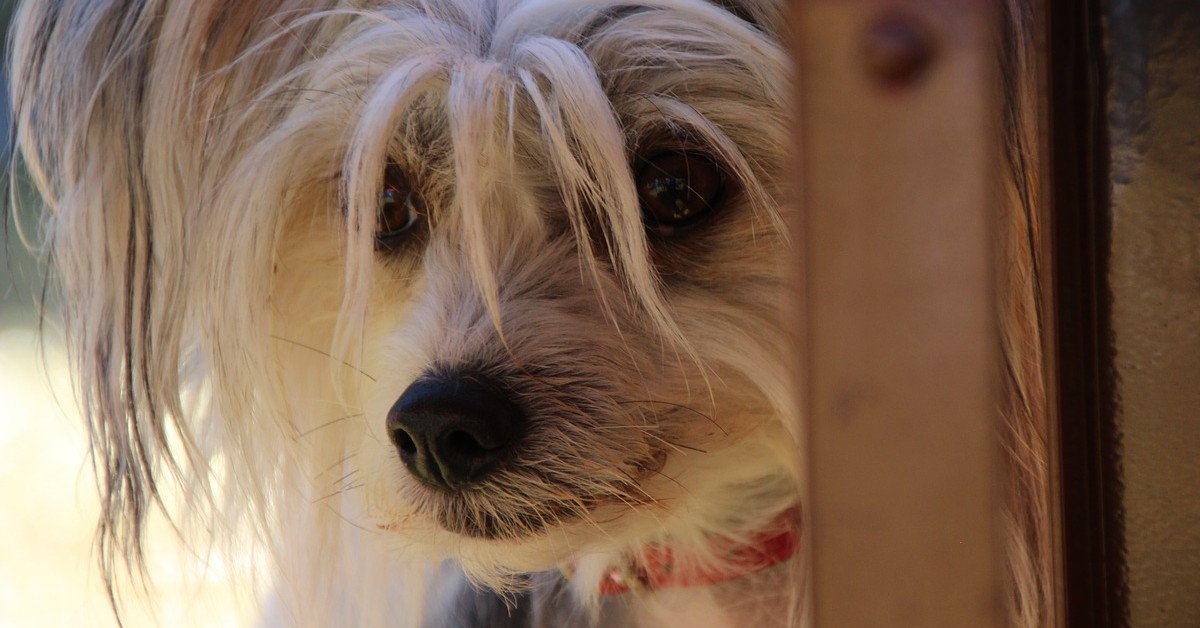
[635,151,725,235]
[375,162,424,250]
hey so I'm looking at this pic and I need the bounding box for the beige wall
[1107,2,1200,626]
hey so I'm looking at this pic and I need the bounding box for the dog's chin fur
[9,0,1046,626]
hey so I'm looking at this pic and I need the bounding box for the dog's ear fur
[12,0,187,599]
[9,0,340,603]
[996,1,1052,624]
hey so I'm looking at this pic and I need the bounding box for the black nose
[386,374,523,490]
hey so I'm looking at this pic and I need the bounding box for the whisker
[329,468,360,487]
[644,432,707,455]
[650,470,689,493]
[313,482,363,504]
[319,453,357,475]
[298,413,363,438]
[618,399,729,436]
[270,334,378,382]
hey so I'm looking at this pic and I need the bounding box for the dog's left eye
[376,163,424,249]
[635,151,725,236]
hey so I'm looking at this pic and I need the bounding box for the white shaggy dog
[8,0,1047,626]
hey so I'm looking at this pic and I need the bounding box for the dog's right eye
[635,150,725,236]
[375,163,425,250]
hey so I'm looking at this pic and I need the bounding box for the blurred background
[0,2,245,625]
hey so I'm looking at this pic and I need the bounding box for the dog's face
[257,0,799,577]
[12,0,800,590]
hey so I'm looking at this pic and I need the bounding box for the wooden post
[793,1,1006,625]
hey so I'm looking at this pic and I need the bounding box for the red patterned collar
[590,507,802,595]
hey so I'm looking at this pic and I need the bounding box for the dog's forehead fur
[292,0,793,266]
[258,0,798,372]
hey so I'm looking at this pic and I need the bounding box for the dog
[8,0,1048,626]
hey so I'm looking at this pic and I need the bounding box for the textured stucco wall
[1106,1,1200,626]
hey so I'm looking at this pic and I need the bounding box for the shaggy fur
[7,0,1048,626]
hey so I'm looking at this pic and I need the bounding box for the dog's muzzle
[386,373,524,491]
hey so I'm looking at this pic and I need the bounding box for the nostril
[446,430,488,457]
[393,428,418,456]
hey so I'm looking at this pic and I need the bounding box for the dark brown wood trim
[1042,0,1128,624]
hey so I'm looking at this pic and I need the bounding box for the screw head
[863,11,937,88]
